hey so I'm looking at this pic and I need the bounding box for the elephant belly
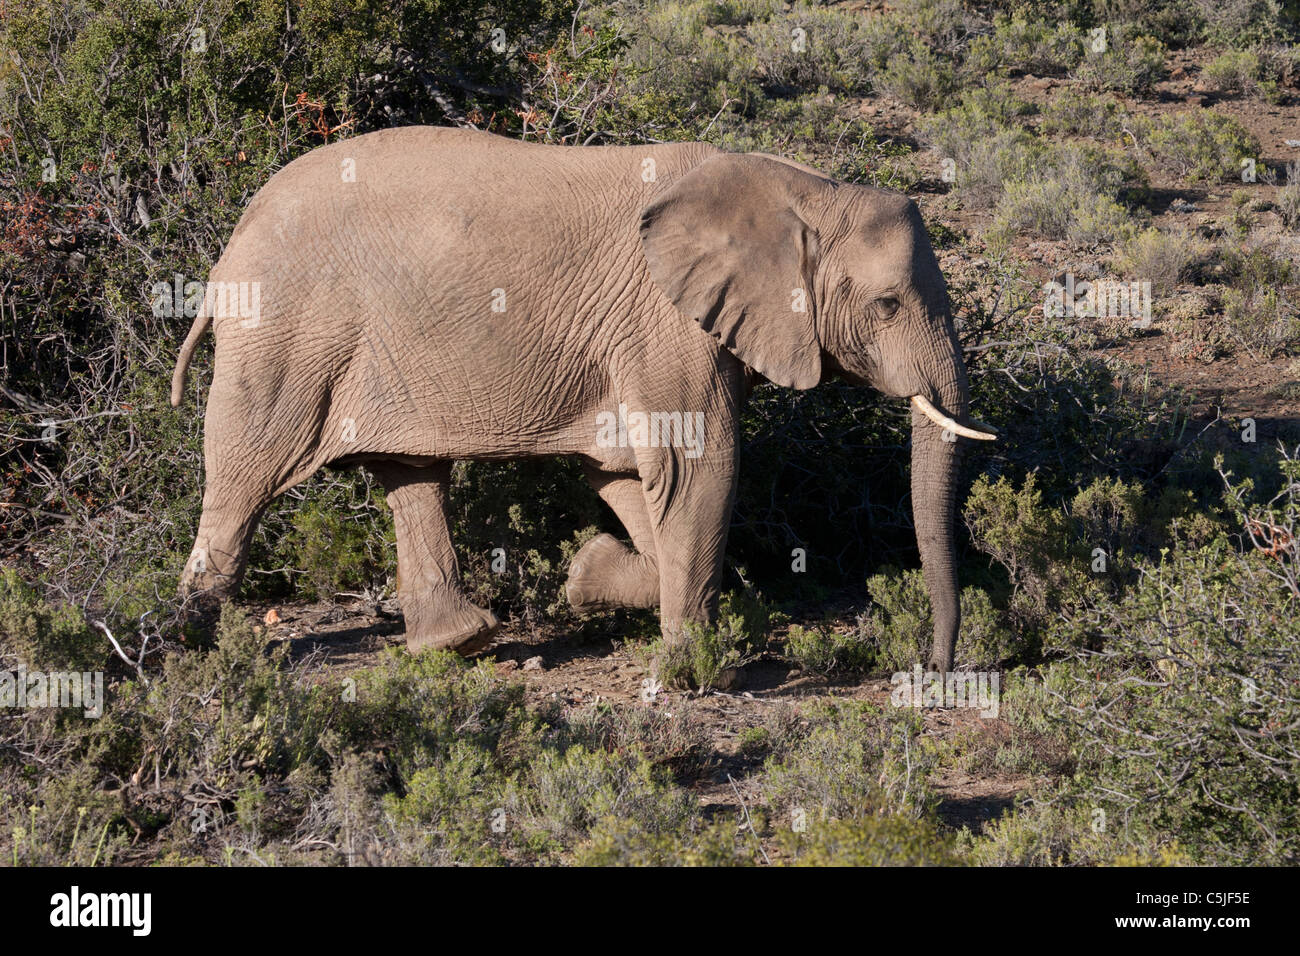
[316,316,612,463]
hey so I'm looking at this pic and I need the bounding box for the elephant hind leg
[180,484,270,604]
[566,465,660,612]
[370,460,498,655]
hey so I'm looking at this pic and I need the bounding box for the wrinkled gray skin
[172,126,989,672]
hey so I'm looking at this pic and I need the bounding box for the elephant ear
[639,153,826,390]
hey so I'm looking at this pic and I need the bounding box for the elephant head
[640,153,996,673]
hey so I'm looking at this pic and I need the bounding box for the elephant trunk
[910,357,975,675]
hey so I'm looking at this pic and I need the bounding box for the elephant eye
[876,296,901,318]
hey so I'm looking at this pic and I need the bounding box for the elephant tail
[169,301,213,407]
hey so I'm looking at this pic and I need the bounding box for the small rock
[1170,66,1187,80]
[522,656,544,672]
[263,608,281,625]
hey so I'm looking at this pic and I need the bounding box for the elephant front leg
[637,447,738,643]
[370,461,499,655]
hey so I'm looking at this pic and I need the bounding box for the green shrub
[778,814,960,865]
[574,815,754,865]
[1193,0,1292,46]
[646,589,777,689]
[1072,29,1167,95]
[450,458,603,623]
[963,472,1160,653]
[336,647,532,778]
[919,83,1035,163]
[890,0,983,58]
[970,139,1145,244]
[748,4,875,95]
[509,745,698,855]
[1,597,738,865]
[949,128,1044,206]
[0,568,103,671]
[1048,538,1299,862]
[877,44,959,112]
[285,485,392,601]
[1090,1,1208,48]
[1220,242,1295,291]
[966,800,1189,865]
[1130,110,1260,183]
[654,614,755,690]
[934,715,1053,777]
[825,121,923,192]
[992,453,1300,865]
[783,622,874,676]
[984,143,1146,245]
[695,0,782,27]
[761,701,938,821]
[1215,244,1300,357]
[856,11,916,72]
[563,699,710,774]
[1279,161,1300,230]
[606,5,756,134]
[1256,41,1300,88]
[1203,48,1270,94]
[2,765,129,866]
[989,175,1134,246]
[1111,226,1212,295]
[737,725,772,756]
[1221,286,1300,358]
[967,14,1084,76]
[1039,89,1121,138]
[382,743,510,865]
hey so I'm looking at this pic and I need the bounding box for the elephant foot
[565,533,659,612]
[176,553,240,637]
[927,648,954,676]
[178,552,238,603]
[401,593,500,656]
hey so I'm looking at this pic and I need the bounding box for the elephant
[170,126,995,673]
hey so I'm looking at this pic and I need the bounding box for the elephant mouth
[910,395,998,441]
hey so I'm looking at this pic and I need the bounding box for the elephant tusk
[910,395,998,440]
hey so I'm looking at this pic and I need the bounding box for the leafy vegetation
[4,0,1300,866]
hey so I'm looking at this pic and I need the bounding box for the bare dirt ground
[234,45,1300,840]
